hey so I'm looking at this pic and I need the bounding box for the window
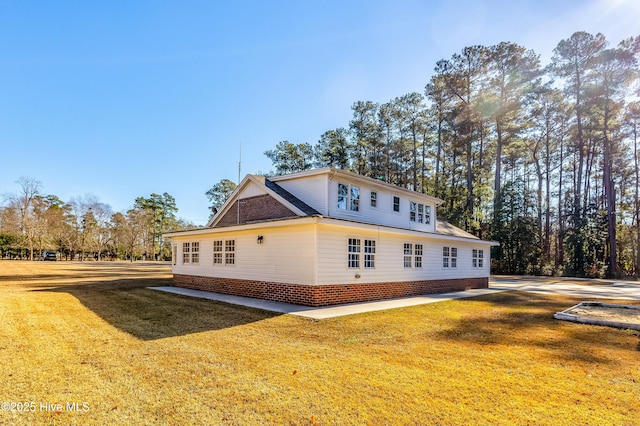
[348,238,376,269]
[443,247,457,268]
[348,238,361,268]
[214,240,235,265]
[370,191,377,208]
[182,242,190,264]
[364,240,375,268]
[415,244,423,268]
[473,249,484,268]
[191,242,200,264]
[404,243,413,268]
[213,240,223,264]
[338,183,348,210]
[225,240,235,265]
[350,186,360,211]
[338,183,360,212]
[393,196,400,212]
[410,203,429,224]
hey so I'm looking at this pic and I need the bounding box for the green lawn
[1,261,639,425]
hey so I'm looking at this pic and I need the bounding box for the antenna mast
[238,143,242,184]
[237,143,241,224]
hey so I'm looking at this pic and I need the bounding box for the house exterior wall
[169,219,492,306]
[171,223,317,285]
[315,222,490,285]
[325,176,437,233]
[273,170,439,233]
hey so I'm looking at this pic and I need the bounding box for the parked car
[40,251,57,261]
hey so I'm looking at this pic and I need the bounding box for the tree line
[0,176,192,261]
[260,31,640,278]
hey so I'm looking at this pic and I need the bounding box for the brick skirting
[172,274,489,307]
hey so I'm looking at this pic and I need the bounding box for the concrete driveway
[490,276,640,301]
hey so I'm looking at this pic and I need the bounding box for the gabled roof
[206,174,320,228]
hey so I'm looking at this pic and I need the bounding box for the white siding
[276,174,329,215]
[240,181,268,198]
[326,177,436,232]
[316,223,490,285]
[170,224,317,285]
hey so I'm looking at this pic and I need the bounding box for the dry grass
[1,261,639,425]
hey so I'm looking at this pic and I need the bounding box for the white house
[164,167,497,306]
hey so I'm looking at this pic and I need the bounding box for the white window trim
[338,183,360,212]
[472,249,485,268]
[348,237,376,269]
[443,246,458,269]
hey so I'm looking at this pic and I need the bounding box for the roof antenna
[238,143,242,184]
[237,143,242,224]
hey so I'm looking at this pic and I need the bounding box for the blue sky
[1,0,638,225]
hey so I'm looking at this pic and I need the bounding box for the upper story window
[338,183,360,211]
[393,196,400,212]
[370,191,377,208]
[410,202,431,224]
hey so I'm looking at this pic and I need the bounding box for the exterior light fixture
[257,235,264,244]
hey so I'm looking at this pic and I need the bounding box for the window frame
[414,243,423,268]
[364,239,375,269]
[182,242,190,264]
[191,241,200,264]
[348,238,361,269]
[225,240,236,265]
[443,246,457,268]
[393,196,400,213]
[337,183,360,212]
[472,249,484,268]
[213,240,223,265]
[404,243,413,268]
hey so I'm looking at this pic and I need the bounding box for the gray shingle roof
[264,178,321,216]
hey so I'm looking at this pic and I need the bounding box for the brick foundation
[172,274,489,307]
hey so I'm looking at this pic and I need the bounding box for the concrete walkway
[150,277,640,319]
[150,286,506,319]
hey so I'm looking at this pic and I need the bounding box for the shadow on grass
[435,291,640,363]
[36,277,282,341]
